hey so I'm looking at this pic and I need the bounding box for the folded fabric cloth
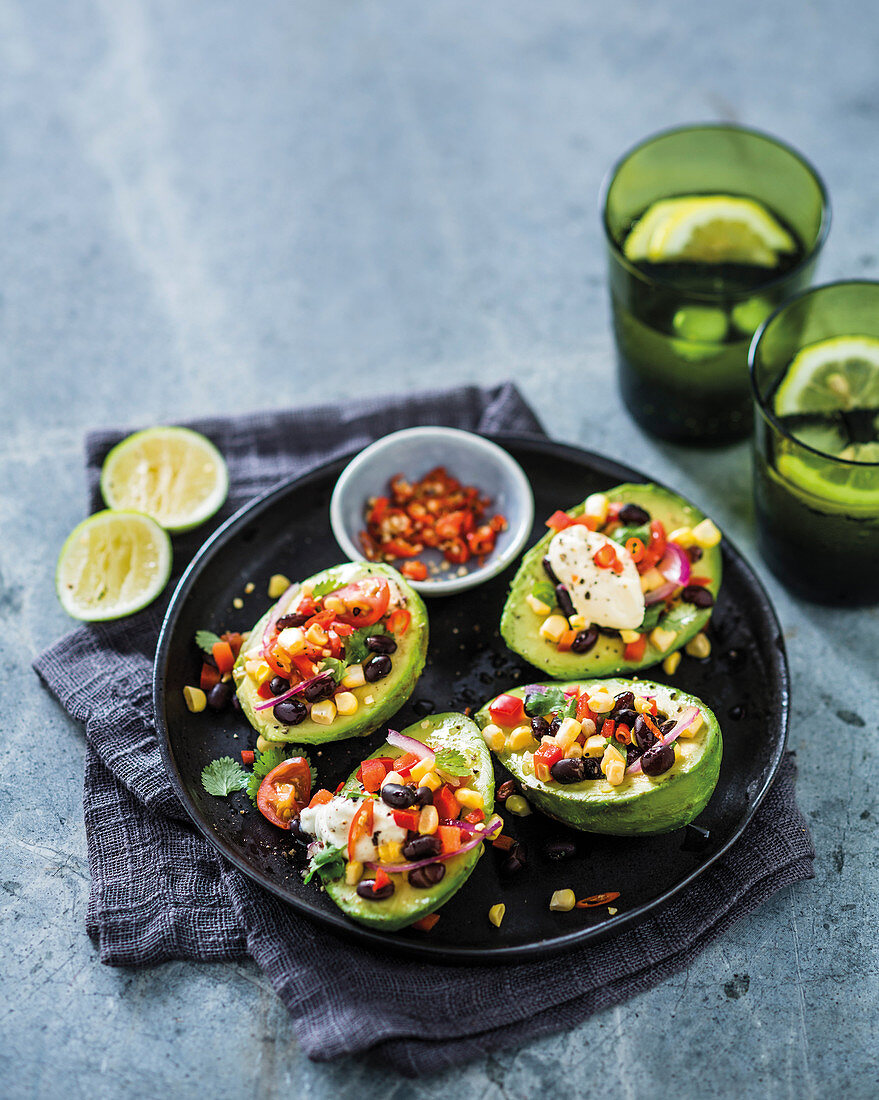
[34,382,813,1077]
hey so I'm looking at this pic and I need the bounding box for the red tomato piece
[358,758,388,793]
[212,641,235,675]
[372,867,392,892]
[463,809,485,825]
[308,789,334,808]
[412,913,440,932]
[240,749,255,765]
[256,757,312,829]
[488,693,527,727]
[438,825,462,854]
[331,578,391,627]
[347,798,374,855]
[545,510,573,531]
[200,662,221,692]
[433,786,460,821]
[623,635,647,662]
[392,809,421,831]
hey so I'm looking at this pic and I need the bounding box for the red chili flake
[576,891,621,908]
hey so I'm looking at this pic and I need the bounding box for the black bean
[542,556,561,586]
[269,675,289,696]
[414,786,434,807]
[273,697,307,725]
[625,743,642,767]
[655,710,669,724]
[555,584,576,620]
[548,716,562,735]
[303,673,336,703]
[381,783,417,809]
[688,546,704,563]
[631,715,657,751]
[613,708,639,730]
[641,742,676,777]
[408,863,446,889]
[276,612,308,629]
[619,503,650,525]
[581,757,603,779]
[612,691,636,714]
[510,841,527,863]
[571,627,599,654]
[550,757,587,784]
[402,834,442,861]
[659,719,677,736]
[366,634,397,655]
[497,779,516,801]
[356,879,395,901]
[207,681,232,711]
[544,838,577,861]
[531,715,551,738]
[364,654,392,682]
[681,585,714,608]
[501,854,526,876]
[287,817,310,846]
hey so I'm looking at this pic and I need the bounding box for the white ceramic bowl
[329,427,534,596]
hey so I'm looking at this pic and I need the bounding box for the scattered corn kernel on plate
[154,435,788,963]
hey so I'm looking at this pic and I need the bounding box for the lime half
[624,195,796,267]
[101,426,228,533]
[56,510,172,621]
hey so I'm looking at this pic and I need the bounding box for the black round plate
[154,435,788,963]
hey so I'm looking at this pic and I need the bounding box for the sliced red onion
[524,684,547,693]
[365,818,502,875]
[626,705,701,774]
[645,580,677,605]
[260,583,299,656]
[658,542,691,588]
[438,817,485,834]
[387,729,435,769]
[254,670,330,711]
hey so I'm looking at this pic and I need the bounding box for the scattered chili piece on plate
[575,891,621,908]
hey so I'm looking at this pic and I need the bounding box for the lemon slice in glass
[624,195,796,267]
[56,510,173,621]
[100,426,228,533]
[773,336,879,416]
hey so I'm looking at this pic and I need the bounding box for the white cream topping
[546,526,645,630]
[299,796,407,862]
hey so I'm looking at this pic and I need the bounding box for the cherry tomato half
[331,577,391,627]
[256,757,312,829]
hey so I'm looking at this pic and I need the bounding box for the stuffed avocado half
[500,483,722,678]
[476,679,721,835]
[233,562,428,745]
[299,713,497,931]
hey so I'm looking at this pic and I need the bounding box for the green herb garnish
[194,629,222,657]
[201,757,249,797]
[433,748,472,777]
[303,843,346,884]
[524,686,568,717]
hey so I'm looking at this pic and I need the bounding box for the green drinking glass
[602,124,829,445]
[750,280,879,605]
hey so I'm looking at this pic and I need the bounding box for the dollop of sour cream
[546,525,645,630]
[299,796,407,862]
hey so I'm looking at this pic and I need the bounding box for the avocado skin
[233,562,428,745]
[323,712,495,931]
[500,483,721,679]
[476,679,722,836]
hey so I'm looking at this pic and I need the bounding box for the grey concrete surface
[2,0,878,1096]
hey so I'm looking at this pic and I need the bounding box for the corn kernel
[419,805,439,835]
[345,860,363,885]
[588,691,614,714]
[520,752,535,776]
[686,632,711,659]
[608,907,618,915]
[382,770,404,787]
[305,623,328,646]
[506,794,531,817]
[605,759,626,786]
[183,685,206,713]
[650,626,678,653]
[245,658,271,682]
[363,694,375,705]
[339,665,365,690]
[569,613,588,629]
[377,841,403,863]
[668,526,695,548]
[310,699,336,724]
[679,710,704,738]
[323,595,346,615]
[526,593,552,616]
[567,742,584,759]
[580,718,596,737]
[455,787,483,812]
[640,568,664,593]
[334,691,358,716]
[407,757,431,784]
[634,696,653,714]
[277,626,306,654]
[481,723,506,753]
[662,651,682,676]
[539,614,570,643]
[549,889,576,912]
[584,492,609,522]
[488,903,506,928]
[619,629,641,644]
[508,725,538,752]
[584,735,606,757]
[419,771,442,791]
[692,518,721,548]
[555,716,582,750]
[267,574,291,599]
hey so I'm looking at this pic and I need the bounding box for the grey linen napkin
[34,382,814,1076]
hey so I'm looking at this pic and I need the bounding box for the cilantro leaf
[246,746,317,804]
[564,695,578,720]
[201,757,249,797]
[303,843,346,884]
[609,523,650,548]
[638,604,663,634]
[343,624,386,665]
[320,657,346,683]
[195,630,222,656]
[531,580,556,607]
[433,748,472,777]
[524,686,567,717]
[659,602,699,633]
[310,576,341,599]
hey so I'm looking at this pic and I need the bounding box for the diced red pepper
[464,809,485,825]
[240,749,255,765]
[358,758,388,793]
[412,912,440,932]
[200,662,221,692]
[372,867,391,893]
[433,786,460,821]
[623,634,648,662]
[557,628,577,653]
[392,809,421,831]
[438,825,462,855]
[576,693,596,725]
[492,833,516,851]
[308,789,334,808]
[488,693,527,728]
[616,724,631,745]
[220,631,245,657]
[691,575,712,586]
[601,719,616,740]
[256,681,274,700]
[545,510,573,531]
[212,641,235,675]
[534,741,564,783]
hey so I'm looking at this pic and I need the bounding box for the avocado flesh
[233,562,428,745]
[323,712,496,931]
[476,679,722,836]
[500,483,721,678]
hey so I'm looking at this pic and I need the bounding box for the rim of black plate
[153,432,790,964]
